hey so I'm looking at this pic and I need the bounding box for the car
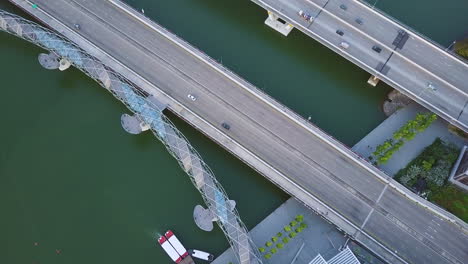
[372,45,382,53]
[339,41,350,49]
[427,82,437,91]
[298,10,313,22]
[336,29,344,36]
[74,23,81,30]
[187,94,197,101]
[355,18,363,25]
[221,122,230,130]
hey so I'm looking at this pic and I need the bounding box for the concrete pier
[367,75,380,86]
[264,11,293,36]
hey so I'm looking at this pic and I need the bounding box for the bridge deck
[253,0,468,131]
[9,0,468,264]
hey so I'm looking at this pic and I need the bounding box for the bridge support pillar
[38,52,71,71]
[367,75,380,86]
[265,11,293,36]
[121,113,150,134]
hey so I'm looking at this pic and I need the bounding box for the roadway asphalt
[15,0,468,263]
[255,0,468,131]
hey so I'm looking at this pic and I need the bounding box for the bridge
[5,1,468,264]
[253,0,468,132]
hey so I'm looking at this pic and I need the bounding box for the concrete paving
[252,0,468,131]
[213,198,347,264]
[8,1,468,264]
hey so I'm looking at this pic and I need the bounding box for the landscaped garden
[454,37,468,59]
[370,112,437,165]
[395,138,468,222]
[258,214,308,260]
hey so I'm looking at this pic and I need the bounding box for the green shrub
[265,241,273,247]
[295,214,304,222]
[276,232,283,237]
[400,165,422,186]
[290,220,298,227]
[276,243,284,249]
[296,227,303,233]
[258,247,265,253]
[289,232,297,238]
[300,223,307,229]
[264,253,272,259]
[270,248,278,254]
[271,236,278,242]
[284,225,291,232]
[282,237,290,243]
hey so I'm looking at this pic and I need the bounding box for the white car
[187,94,197,101]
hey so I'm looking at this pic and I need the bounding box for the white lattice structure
[0,9,261,264]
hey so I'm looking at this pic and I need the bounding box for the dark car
[372,45,382,53]
[336,29,344,36]
[221,122,230,130]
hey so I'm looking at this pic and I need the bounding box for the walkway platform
[213,198,381,264]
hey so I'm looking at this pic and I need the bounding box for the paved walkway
[353,103,467,176]
[213,198,345,264]
[213,198,384,264]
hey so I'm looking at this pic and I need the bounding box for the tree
[271,236,278,242]
[290,220,298,227]
[400,165,422,186]
[300,223,307,229]
[270,248,278,254]
[426,166,448,186]
[277,232,283,237]
[455,38,468,58]
[259,247,266,253]
[264,253,272,259]
[282,237,290,244]
[265,241,273,247]
[276,243,284,249]
[284,225,291,232]
[289,232,297,238]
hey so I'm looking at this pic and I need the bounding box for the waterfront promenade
[7,1,468,264]
[253,0,468,132]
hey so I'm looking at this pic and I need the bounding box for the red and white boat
[158,234,182,263]
[165,230,189,258]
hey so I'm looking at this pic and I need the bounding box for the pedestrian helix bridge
[0,10,262,264]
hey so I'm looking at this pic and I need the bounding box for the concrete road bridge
[5,1,468,264]
[254,0,468,132]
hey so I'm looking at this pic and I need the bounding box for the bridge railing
[356,0,467,63]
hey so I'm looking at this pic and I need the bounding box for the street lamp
[445,41,456,51]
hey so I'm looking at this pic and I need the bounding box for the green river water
[1,0,466,263]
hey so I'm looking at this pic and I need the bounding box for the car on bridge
[298,10,313,22]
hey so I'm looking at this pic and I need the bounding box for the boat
[189,249,214,262]
[165,230,189,258]
[158,234,182,263]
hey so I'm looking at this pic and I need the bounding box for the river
[0,0,466,263]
